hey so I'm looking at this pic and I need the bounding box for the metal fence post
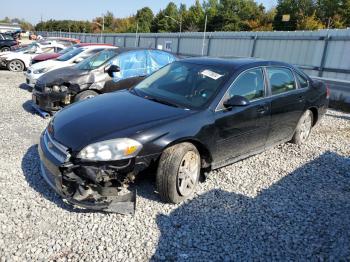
[251,34,258,57]
[319,34,330,77]
[207,35,212,56]
[155,36,158,49]
[137,36,141,47]
[176,36,181,55]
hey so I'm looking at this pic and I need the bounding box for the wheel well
[8,59,26,70]
[308,107,318,126]
[78,89,101,95]
[167,139,213,168]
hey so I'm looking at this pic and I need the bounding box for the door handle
[257,105,267,114]
[298,95,305,103]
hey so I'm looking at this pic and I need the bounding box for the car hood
[30,59,65,71]
[0,51,13,56]
[37,66,90,86]
[2,52,30,60]
[33,53,59,61]
[51,90,191,151]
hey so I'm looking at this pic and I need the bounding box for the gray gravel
[0,70,349,261]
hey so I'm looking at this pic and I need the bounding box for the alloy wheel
[177,151,200,197]
[299,111,313,142]
[9,61,23,72]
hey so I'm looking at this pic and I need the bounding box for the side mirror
[105,64,120,77]
[74,57,84,63]
[223,95,250,108]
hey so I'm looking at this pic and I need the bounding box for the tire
[7,59,25,72]
[74,90,98,102]
[1,47,10,52]
[291,110,314,145]
[156,142,201,204]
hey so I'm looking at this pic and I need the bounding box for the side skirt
[210,136,294,171]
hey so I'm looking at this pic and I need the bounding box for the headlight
[44,86,52,93]
[51,85,68,92]
[77,138,143,161]
[52,85,60,92]
[34,68,49,74]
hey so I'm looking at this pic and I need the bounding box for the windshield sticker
[200,69,223,80]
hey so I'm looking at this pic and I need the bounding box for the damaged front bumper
[0,58,8,68]
[38,130,151,215]
[32,89,70,113]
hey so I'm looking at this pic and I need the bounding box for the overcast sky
[1,0,277,24]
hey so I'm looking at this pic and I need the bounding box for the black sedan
[38,58,329,213]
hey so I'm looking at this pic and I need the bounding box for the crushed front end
[38,130,141,215]
[32,81,75,113]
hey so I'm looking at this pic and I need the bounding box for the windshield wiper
[144,96,181,108]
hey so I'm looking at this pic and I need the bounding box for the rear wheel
[1,47,10,52]
[7,59,25,72]
[156,142,201,204]
[74,90,98,102]
[291,110,313,145]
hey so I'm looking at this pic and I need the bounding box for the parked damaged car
[39,58,329,214]
[30,43,113,66]
[0,41,65,71]
[25,43,115,87]
[32,48,177,113]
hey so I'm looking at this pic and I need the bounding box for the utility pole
[101,15,104,43]
[135,22,139,47]
[201,15,208,56]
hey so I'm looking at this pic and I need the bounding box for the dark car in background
[38,58,329,213]
[32,48,177,113]
[0,33,18,52]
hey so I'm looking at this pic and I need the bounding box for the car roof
[111,47,177,56]
[76,43,114,47]
[181,57,291,70]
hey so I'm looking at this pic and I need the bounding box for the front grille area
[34,80,45,92]
[43,130,71,163]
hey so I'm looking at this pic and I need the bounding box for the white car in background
[25,44,116,87]
[0,41,65,72]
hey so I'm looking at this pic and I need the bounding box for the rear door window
[296,72,309,89]
[267,67,296,95]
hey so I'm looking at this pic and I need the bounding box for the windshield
[56,47,83,61]
[134,61,231,109]
[75,49,116,70]
[58,46,75,55]
[16,43,39,53]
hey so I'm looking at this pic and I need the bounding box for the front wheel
[74,90,98,102]
[291,110,313,145]
[7,59,25,72]
[156,142,201,204]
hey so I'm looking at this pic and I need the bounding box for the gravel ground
[0,70,349,261]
